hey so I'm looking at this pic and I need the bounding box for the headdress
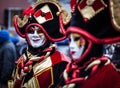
[67,0,120,63]
[68,0,120,44]
[14,0,71,42]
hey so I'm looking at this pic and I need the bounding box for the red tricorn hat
[14,0,71,42]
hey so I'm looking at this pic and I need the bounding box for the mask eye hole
[74,37,80,41]
[27,27,34,34]
[37,30,42,34]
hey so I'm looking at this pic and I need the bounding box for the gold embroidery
[17,15,29,28]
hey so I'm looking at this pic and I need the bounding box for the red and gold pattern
[34,5,53,24]
[77,0,107,22]
[35,67,54,88]
[11,50,69,88]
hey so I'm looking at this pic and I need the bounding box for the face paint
[69,33,85,60]
[26,26,46,48]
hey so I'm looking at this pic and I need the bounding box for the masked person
[60,0,120,88]
[69,33,85,60]
[8,0,71,88]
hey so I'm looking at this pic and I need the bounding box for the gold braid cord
[110,0,120,32]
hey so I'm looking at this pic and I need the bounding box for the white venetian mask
[69,33,85,60]
[26,26,46,48]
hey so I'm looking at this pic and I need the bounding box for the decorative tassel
[23,66,29,73]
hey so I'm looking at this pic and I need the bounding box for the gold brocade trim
[16,54,26,65]
[17,15,29,28]
[15,54,26,80]
[110,0,120,32]
[35,67,54,88]
[35,0,62,9]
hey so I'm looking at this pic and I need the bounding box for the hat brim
[67,26,120,44]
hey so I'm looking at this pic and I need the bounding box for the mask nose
[69,40,75,50]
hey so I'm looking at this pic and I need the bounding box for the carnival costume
[61,0,120,88]
[8,0,71,88]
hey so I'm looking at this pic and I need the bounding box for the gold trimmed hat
[68,0,120,44]
[14,0,71,42]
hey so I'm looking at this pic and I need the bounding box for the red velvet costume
[8,0,71,88]
[61,0,120,88]
[13,50,69,88]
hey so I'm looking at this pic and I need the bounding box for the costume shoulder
[50,50,70,66]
